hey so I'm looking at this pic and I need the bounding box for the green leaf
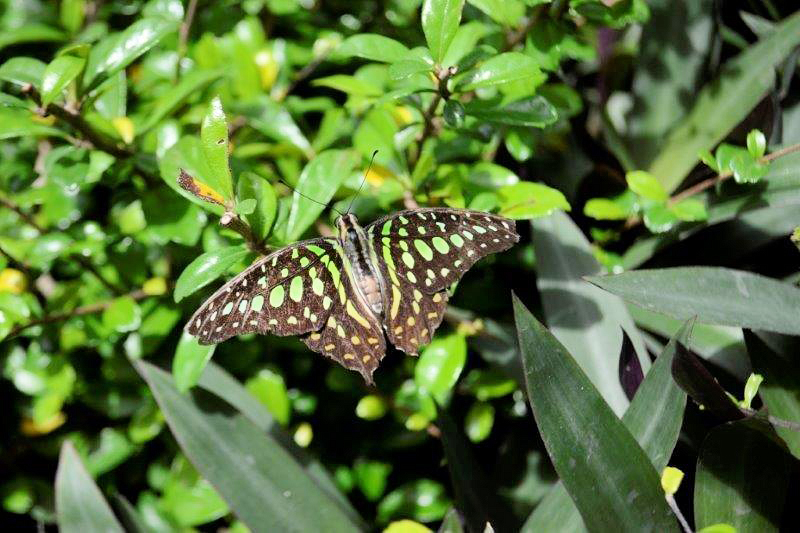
[83,17,179,91]
[463,96,557,127]
[0,24,65,51]
[746,129,766,159]
[642,204,679,233]
[0,108,65,140]
[311,75,382,97]
[235,199,257,215]
[729,151,768,184]
[242,97,313,156]
[745,332,800,458]
[200,97,234,203]
[355,395,388,420]
[497,182,570,219]
[285,150,358,242]
[246,368,290,425]
[102,296,141,333]
[587,267,800,336]
[531,211,648,416]
[389,58,432,81]
[443,99,465,128]
[583,198,629,220]
[135,361,362,532]
[136,69,223,134]
[464,401,494,442]
[354,460,392,501]
[337,34,410,63]
[524,319,692,532]
[437,409,513,531]
[173,332,217,393]
[236,172,277,241]
[0,57,46,88]
[422,0,466,63]
[173,245,250,303]
[457,52,543,91]
[159,136,224,215]
[55,441,124,533]
[694,418,791,532]
[467,0,525,27]
[669,197,707,221]
[626,170,667,202]
[512,295,676,532]
[40,55,85,107]
[647,10,800,192]
[414,334,467,403]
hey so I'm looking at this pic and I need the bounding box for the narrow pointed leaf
[422,0,465,63]
[55,441,124,533]
[135,361,362,532]
[41,55,85,107]
[587,267,800,336]
[618,329,644,401]
[513,295,676,532]
[532,211,649,416]
[523,319,692,532]
[695,418,791,532]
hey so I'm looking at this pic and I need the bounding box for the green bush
[2,0,800,531]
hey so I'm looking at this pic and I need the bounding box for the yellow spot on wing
[390,284,401,319]
[346,300,370,328]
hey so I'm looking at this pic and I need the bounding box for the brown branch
[275,51,331,102]
[504,6,544,51]
[408,66,457,172]
[6,289,150,339]
[0,196,44,232]
[220,212,270,256]
[73,255,124,295]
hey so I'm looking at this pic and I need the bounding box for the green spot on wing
[432,236,449,254]
[414,239,433,261]
[269,285,284,307]
[450,234,464,247]
[251,294,264,311]
[289,276,303,302]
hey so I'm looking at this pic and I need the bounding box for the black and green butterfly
[185,208,519,383]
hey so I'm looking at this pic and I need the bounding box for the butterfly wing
[186,238,342,344]
[367,208,518,354]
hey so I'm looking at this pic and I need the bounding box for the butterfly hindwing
[186,238,341,344]
[301,245,386,383]
[367,208,519,294]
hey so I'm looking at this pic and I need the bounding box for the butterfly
[185,208,519,383]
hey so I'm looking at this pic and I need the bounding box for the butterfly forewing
[186,238,341,344]
[367,208,519,294]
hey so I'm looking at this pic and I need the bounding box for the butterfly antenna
[346,150,378,214]
[278,179,344,216]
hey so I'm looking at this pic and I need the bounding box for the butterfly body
[186,208,519,383]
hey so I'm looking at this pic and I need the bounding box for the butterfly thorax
[337,214,385,317]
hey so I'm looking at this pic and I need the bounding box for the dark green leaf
[0,24,65,51]
[55,441,124,533]
[587,267,800,335]
[443,100,465,128]
[0,108,65,140]
[135,361,362,532]
[513,295,676,532]
[200,97,234,203]
[136,69,223,134]
[694,418,791,532]
[0,57,46,88]
[173,245,250,303]
[463,96,557,127]
[457,52,544,91]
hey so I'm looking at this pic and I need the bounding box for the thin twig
[504,6,544,51]
[73,255,124,295]
[6,289,150,338]
[408,66,457,171]
[176,0,199,81]
[0,196,43,232]
[220,212,270,256]
[275,51,331,101]
[665,495,693,533]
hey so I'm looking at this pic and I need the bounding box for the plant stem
[408,66,456,173]
[7,289,151,338]
[176,0,199,81]
[665,494,693,533]
[220,211,270,256]
[740,406,800,432]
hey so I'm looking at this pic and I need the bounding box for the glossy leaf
[0,24,65,51]
[200,97,234,203]
[694,418,791,532]
[648,11,800,191]
[746,129,766,159]
[587,267,800,336]
[55,441,124,533]
[41,55,85,107]
[173,245,250,303]
[463,96,557,127]
[246,368,291,425]
[0,108,64,140]
[457,53,544,91]
[513,295,677,532]
[414,334,467,403]
[243,97,313,156]
[531,211,649,416]
[497,182,570,219]
[626,170,668,202]
[285,150,359,242]
[84,17,179,91]
[172,332,217,393]
[136,69,223,134]
[421,0,465,63]
[102,296,141,333]
[136,361,362,532]
[337,34,410,63]
[0,57,46,88]
[159,136,225,215]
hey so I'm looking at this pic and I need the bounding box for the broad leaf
[173,245,250,303]
[422,0,465,63]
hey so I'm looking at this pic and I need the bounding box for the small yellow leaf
[383,519,432,533]
[405,413,430,431]
[365,163,395,186]
[293,422,313,447]
[21,412,66,436]
[255,48,279,89]
[661,466,684,495]
[32,113,56,125]
[391,105,414,126]
[0,268,27,294]
[142,277,167,296]
[112,116,135,144]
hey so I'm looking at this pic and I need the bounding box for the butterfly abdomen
[339,214,385,317]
